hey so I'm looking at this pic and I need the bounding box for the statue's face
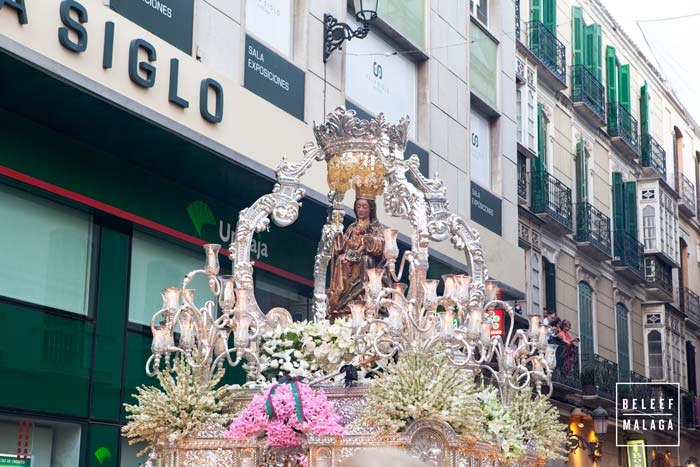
[355,199,370,220]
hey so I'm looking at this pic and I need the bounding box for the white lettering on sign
[471,188,495,216]
[247,45,290,91]
[139,0,173,19]
[218,221,268,259]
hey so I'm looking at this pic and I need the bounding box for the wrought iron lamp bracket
[567,429,602,462]
[324,13,371,62]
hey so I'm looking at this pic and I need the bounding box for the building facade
[0,1,524,466]
[515,0,700,464]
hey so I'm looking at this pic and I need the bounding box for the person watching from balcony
[554,320,579,375]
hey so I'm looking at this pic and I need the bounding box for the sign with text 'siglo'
[244,35,305,121]
[470,181,502,235]
[110,0,194,54]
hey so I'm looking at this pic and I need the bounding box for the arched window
[647,330,663,380]
[616,303,630,381]
[578,282,594,357]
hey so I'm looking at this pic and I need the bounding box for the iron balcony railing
[571,65,606,123]
[551,344,581,389]
[608,103,640,154]
[574,202,611,256]
[515,0,521,42]
[518,156,527,200]
[644,256,673,297]
[681,174,697,215]
[641,134,667,178]
[581,353,618,401]
[613,230,645,278]
[531,170,573,230]
[527,21,566,85]
[684,288,700,327]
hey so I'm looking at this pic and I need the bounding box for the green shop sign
[0,455,31,467]
[110,0,194,54]
[244,35,305,121]
[470,181,502,236]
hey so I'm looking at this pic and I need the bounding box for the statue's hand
[333,232,345,252]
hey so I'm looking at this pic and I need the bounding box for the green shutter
[576,140,587,203]
[619,64,631,110]
[640,81,650,161]
[531,0,542,23]
[624,180,638,240]
[616,303,631,381]
[606,46,618,133]
[543,0,556,33]
[612,172,624,258]
[572,7,584,67]
[591,24,602,80]
[545,260,557,312]
[534,103,545,172]
[579,282,594,357]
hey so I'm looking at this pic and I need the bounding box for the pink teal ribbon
[265,375,304,422]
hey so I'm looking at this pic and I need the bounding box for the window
[516,68,538,154]
[470,0,488,26]
[128,231,212,326]
[0,416,82,467]
[643,205,656,249]
[0,184,92,315]
[245,0,293,57]
[668,323,683,384]
[516,85,523,145]
[578,282,594,357]
[543,259,556,312]
[659,190,677,261]
[527,89,537,150]
[647,329,664,380]
[470,23,498,109]
[255,269,312,322]
[379,0,426,48]
[616,303,630,381]
[470,109,492,188]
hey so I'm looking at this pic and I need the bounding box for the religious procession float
[121,107,569,467]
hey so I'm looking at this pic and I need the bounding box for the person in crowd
[554,319,579,375]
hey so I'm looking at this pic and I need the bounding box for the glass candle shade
[162,287,181,311]
[538,323,548,346]
[529,315,540,336]
[438,310,454,336]
[218,275,236,310]
[234,313,252,348]
[484,279,498,302]
[214,329,229,357]
[151,325,169,353]
[182,288,196,308]
[481,321,491,342]
[442,274,457,299]
[469,307,482,334]
[456,275,472,301]
[383,228,399,260]
[203,243,221,275]
[423,279,439,306]
[505,347,516,369]
[348,300,366,328]
[367,268,384,297]
[545,344,558,369]
[178,316,196,350]
[387,304,404,331]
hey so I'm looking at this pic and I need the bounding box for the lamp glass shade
[592,406,609,435]
[354,0,379,23]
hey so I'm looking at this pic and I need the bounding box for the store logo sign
[186,201,268,259]
[615,382,680,447]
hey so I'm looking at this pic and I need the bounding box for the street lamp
[687,457,698,467]
[323,0,380,62]
[567,406,609,462]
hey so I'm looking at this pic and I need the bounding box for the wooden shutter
[572,7,584,67]
[544,260,557,312]
[530,0,542,23]
[576,140,587,203]
[543,0,556,33]
[606,46,618,132]
[590,24,602,81]
[640,81,649,161]
[534,103,545,172]
[619,64,631,110]
[624,180,638,240]
[578,282,594,357]
[616,303,630,381]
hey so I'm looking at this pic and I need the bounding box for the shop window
[0,416,81,467]
[470,0,488,27]
[128,231,212,326]
[254,269,312,322]
[245,0,293,57]
[0,184,92,315]
[470,109,492,188]
[647,329,664,380]
[378,0,426,48]
[616,303,630,381]
[578,281,594,357]
[643,205,656,249]
[470,23,498,109]
[121,438,148,467]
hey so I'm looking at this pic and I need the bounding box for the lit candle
[218,275,236,310]
[383,228,399,260]
[392,283,407,301]
[539,323,547,345]
[423,280,439,306]
[442,274,456,299]
[367,268,384,297]
[484,279,498,302]
[348,300,366,328]
[469,307,482,334]
[203,244,221,275]
[162,287,181,311]
[439,310,454,335]
[533,358,543,375]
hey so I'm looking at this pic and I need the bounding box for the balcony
[581,353,618,401]
[527,21,566,90]
[613,230,645,281]
[574,202,611,259]
[641,134,667,179]
[571,65,606,127]
[684,288,700,328]
[552,347,581,390]
[608,103,640,160]
[644,256,673,300]
[531,170,573,233]
[682,390,700,428]
[679,174,697,218]
[518,154,527,202]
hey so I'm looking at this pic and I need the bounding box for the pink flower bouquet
[225,380,343,447]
